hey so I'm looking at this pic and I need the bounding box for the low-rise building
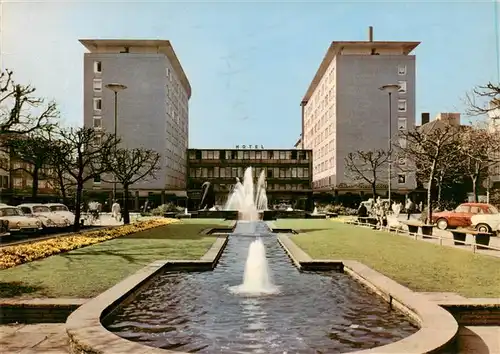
[186,148,313,210]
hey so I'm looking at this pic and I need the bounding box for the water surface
[105,228,417,353]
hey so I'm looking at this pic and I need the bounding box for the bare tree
[46,142,75,204]
[344,149,389,198]
[398,122,460,223]
[3,133,57,198]
[458,124,500,202]
[58,127,118,231]
[103,148,160,224]
[0,69,58,135]
[465,83,500,118]
[434,149,464,208]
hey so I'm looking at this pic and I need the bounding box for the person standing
[111,201,121,221]
[406,198,416,220]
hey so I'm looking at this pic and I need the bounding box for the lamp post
[379,84,400,206]
[105,83,127,201]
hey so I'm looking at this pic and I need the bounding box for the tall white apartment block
[300,27,419,194]
[80,39,191,195]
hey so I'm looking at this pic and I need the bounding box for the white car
[46,203,76,225]
[18,203,71,229]
[471,212,500,235]
[0,205,43,233]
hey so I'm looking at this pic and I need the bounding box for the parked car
[0,205,42,234]
[18,203,71,230]
[471,208,500,234]
[45,203,76,225]
[431,203,498,230]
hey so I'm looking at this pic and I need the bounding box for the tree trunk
[57,171,68,203]
[426,160,437,224]
[371,182,377,199]
[73,181,83,232]
[32,166,39,199]
[437,174,443,209]
[123,184,130,224]
[472,177,478,202]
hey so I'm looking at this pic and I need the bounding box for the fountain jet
[230,238,279,296]
[224,167,268,221]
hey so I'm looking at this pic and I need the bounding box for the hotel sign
[235,145,265,149]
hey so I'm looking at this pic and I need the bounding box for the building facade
[80,39,191,198]
[186,148,313,210]
[300,27,418,195]
[488,99,500,184]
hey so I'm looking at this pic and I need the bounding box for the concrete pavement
[0,323,68,354]
[391,214,500,257]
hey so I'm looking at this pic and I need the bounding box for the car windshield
[0,208,23,217]
[455,205,470,213]
[50,205,69,212]
[33,206,51,213]
[488,206,499,214]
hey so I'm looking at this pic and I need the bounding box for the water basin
[104,229,417,353]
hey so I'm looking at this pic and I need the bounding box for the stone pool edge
[65,235,229,354]
[277,234,459,354]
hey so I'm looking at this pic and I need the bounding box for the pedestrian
[357,202,368,218]
[406,198,416,220]
[111,200,121,221]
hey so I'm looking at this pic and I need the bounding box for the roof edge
[79,39,192,99]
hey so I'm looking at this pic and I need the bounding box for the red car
[432,203,498,230]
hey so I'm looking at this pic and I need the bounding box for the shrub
[151,203,184,216]
[0,218,178,269]
[321,204,357,216]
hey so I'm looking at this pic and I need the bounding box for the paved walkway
[341,214,500,257]
[0,323,68,354]
[0,322,498,353]
[457,326,500,354]
[393,214,500,258]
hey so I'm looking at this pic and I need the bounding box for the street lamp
[105,83,127,201]
[379,84,400,206]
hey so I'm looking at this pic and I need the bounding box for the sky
[1,0,499,148]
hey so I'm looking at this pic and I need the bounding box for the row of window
[189,182,310,192]
[189,166,310,179]
[92,63,103,137]
[305,64,407,118]
[189,150,310,161]
[10,177,52,189]
[312,173,408,189]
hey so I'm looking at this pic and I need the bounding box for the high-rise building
[80,39,191,199]
[300,27,419,195]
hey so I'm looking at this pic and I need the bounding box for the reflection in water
[105,228,417,353]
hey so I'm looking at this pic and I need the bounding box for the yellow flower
[0,218,178,269]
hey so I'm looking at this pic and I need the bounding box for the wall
[83,53,188,191]
[335,54,416,191]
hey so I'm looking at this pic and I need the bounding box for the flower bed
[0,218,178,269]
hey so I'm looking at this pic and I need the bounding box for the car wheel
[436,218,448,230]
[476,224,491,233]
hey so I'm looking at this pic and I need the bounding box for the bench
[402,221,434,239]
[357,216,378,226]
[451,228,491,249]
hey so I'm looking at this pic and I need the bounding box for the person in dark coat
[358,203,368,218]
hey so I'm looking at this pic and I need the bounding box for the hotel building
[80,39,191,201]
[186,148,313,210]
[300,27,418,196]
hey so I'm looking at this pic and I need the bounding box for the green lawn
[0,219,233,298]
[274,219,500,298]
